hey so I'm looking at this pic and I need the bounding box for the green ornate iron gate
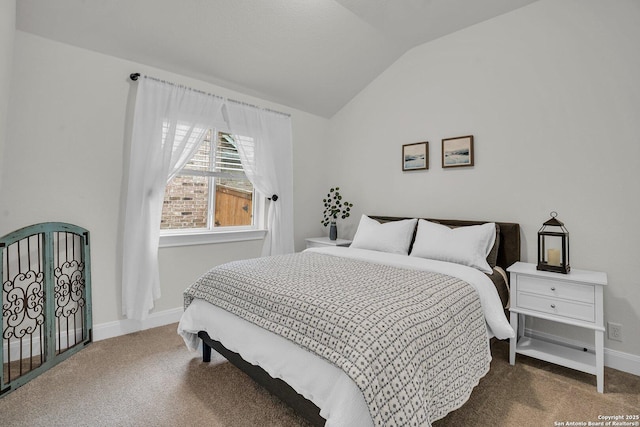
[1,223,92,395]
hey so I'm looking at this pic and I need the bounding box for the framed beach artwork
[402,142,428,171]
[442,135,474,168]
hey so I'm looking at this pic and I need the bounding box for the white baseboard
[2,307,183,361]
[92,316,640,377]
[6,310,638,380]
[92,307,183,342]
[3,328,84,361]
[526,328,640,377]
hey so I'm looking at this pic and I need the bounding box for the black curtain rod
[128,72,291,118]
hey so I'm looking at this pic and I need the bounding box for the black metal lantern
[537,211,570,274]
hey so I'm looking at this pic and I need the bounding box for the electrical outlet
[608,322,623,342]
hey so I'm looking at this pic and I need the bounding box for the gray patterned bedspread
[184,251,490,426]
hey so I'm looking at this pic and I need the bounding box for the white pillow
[410,219,496,273]
[350,215,418,255]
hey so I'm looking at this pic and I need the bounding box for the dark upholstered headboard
[369,216,521,271]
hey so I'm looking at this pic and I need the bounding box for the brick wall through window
[160,131,254,230]
[161,175,209,229]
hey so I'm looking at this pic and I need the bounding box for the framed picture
[402,142,428,171]
[442,135,474,168]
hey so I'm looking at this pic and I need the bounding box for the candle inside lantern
[547,248,561,266]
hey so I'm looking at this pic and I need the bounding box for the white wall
[328,0,640,357]
[0,31,329,325]
[0,0,16,192]
[4,0,637,362]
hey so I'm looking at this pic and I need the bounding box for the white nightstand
[507,261,607,393]
[305,236,352,249]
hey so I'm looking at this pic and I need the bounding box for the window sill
[159,229,267,248]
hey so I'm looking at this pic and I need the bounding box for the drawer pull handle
[550,304,556,309]
[551,287,556,291]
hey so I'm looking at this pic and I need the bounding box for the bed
[178,216,521,426]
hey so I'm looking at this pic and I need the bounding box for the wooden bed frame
[198,217,521,426]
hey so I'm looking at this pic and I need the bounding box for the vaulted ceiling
[16,0,538,117]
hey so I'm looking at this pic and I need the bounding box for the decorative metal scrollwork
[2,270,45,342]
[54,260,85,320]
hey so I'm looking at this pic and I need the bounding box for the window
[160,130,265,246]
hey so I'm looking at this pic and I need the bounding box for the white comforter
[178,247,514,426]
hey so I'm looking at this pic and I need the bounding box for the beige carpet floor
[0,323,638,427]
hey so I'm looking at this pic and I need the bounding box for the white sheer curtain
[122,77,225,320]
[226,102,294,256]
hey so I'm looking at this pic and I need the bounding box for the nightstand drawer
[306,240,328,249]
[516,291,595,322]
[518,275,594,304]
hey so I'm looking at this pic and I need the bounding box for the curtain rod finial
[130,73,140,81]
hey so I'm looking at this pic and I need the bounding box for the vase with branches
[321,187,353,240]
